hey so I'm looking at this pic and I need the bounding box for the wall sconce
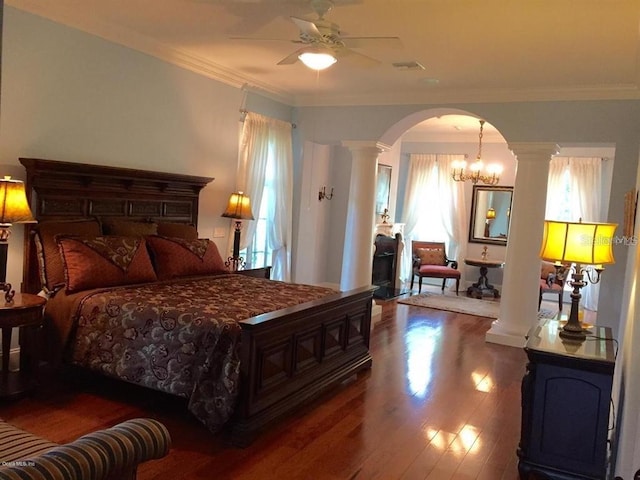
[318,186,334,201]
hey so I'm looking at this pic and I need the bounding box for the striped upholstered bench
[0,417,171,480]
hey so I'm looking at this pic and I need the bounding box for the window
[243,168,274,269]
[236,111,292,281]
[409,162,449,242]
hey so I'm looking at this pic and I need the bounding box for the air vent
[392,61,425,71]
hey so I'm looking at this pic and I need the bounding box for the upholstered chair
[411,241,460,295]
[539,261,569,311]
[0,417,171,480]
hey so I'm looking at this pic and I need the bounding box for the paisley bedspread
[46,274,337,432]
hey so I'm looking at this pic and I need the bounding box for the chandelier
[451,119,502,185]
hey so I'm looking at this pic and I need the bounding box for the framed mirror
[469,185,513,245]
[375,164,392,215]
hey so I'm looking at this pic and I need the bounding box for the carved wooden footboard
[231,285,373,445]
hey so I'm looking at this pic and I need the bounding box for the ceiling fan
[233,0,402,69]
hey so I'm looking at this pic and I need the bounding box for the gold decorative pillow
[417,247,445,265]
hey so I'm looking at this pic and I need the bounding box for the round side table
[464,258,505,299]
[0,293,46,398]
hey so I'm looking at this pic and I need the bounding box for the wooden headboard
[20,158,214,293]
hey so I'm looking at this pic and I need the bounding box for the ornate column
[485,143,559,347]
[340,141,390,291]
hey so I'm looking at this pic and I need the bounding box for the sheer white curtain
[545,156,568,219]
[399,154,466,289]
[436,155,467,279]
[235,112,293,281]
[569,157,603,310]
[400,154,437,281]
[545,156,603,310]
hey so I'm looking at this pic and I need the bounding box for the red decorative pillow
[34,219,102,292]
[57,236,157,293]
[145,236,227,280]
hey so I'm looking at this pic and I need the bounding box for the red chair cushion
[418,265,461,278]
[540,279,562,291]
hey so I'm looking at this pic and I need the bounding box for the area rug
[397,293,557,320]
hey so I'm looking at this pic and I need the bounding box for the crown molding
[291,84,640,107]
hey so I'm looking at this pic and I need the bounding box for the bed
[20,158,374,446]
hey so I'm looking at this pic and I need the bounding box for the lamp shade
[539,220,617,266]
[0,177,34,225]
[486,207,496,220]
[298,48,337,70]
[221,192,254,220]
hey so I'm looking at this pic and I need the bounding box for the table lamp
[0,177,35,303]
[539,219,617,341]
[221,191,254,271]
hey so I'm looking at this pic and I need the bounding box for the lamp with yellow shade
[221,192,254,271]
[484,207,496,237]
[539,219,617,341]
[0,177,35,303]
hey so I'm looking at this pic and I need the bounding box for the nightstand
[0,293,46,398]
[518,318,615,479]
[235,266,272,279]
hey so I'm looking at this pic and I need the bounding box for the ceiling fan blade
[230,36,303,43]
[336,47,380,67]
[290,16,322,38]
[341,36,403,49]
[277,48,306,65]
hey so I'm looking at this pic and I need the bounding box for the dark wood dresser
[518,318,616,480]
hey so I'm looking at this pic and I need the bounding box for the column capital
[341,141,391,155]
[508,142,560,161]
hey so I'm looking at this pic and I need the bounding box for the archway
[375,108,513,296]
[372,107,558,347]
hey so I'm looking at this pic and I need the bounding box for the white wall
[611,158,640,477]
[294,141,332,285]
[0,7,295,288]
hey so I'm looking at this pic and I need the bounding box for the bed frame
[20,158,374,446]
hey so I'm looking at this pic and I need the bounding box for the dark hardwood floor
[0,290,529,479]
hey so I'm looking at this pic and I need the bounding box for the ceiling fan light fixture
[298,50,337,70]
